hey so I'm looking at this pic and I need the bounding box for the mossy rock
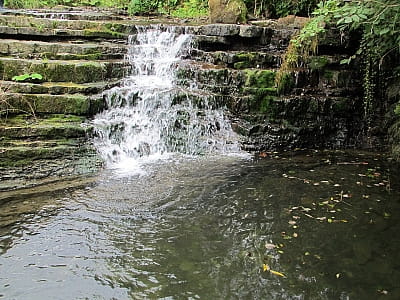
[0,58,124,83]
[244,69,276,88]
[1,93,103,116]
[309,56,329,71]
[0,114,87,139]
[0,139,86,166]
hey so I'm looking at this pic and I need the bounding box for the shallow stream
[1,151,399,299]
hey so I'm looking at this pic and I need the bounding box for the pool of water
[1,150,399,299]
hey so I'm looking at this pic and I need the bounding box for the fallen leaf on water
[263,264,286,277]
[265,243,276,249]
[270,270,286,278]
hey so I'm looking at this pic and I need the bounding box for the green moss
[323,69,335,80]
[83,28,126,39]
[2,94,93,115]
[244,69,276,88]
[234,61,251,69]
[332,98,350,113]
[40,52,103,60]
[309,56,329,70]
[395,103,400,115]
[277,72,295,95]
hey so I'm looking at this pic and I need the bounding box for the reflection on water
[0,151,399,299]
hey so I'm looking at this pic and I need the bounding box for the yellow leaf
[270,269,286,278]
[263,264,286,277]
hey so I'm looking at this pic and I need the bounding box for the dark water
[1,151,399,300]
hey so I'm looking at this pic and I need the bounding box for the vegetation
[244,0,318,18]
[4,0,319,18]
[12,73,43,83]
[277,0,400,100]
[4,0,129,9]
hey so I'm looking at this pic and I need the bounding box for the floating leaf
[270,270,286,278]
[265,243,276,250]
[263,264,286,277]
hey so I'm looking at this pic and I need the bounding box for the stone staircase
[179,22,363,151]
[0,8,131,190]
[0,9,364,190]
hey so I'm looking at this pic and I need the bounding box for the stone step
[0,57,125,83]
[0,138,90,167]
[0,14,132,38]
[0,114,88,139]
[0,8,127,21]
[0,39,127,60]
[0,93,103,115]
[2,80,119,95]
[0,25,128,39]
[192,49,282,69]
[177,62,244,86]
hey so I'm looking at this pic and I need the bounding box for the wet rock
[239,25,263,38]
[200,24,240,36]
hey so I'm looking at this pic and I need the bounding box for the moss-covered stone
[0,58,124,83]
[244,69,276,88]
[0,114,87,139]
[309,56,329,71]
[0,139,85,166]
[389,119,400,161]
[1,93,103,115]
[277,72,295,94]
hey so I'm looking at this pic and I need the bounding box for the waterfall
[92,26,241,168]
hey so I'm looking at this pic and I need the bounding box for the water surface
[1,151,399,299]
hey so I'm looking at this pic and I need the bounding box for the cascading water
[92,26,241,169]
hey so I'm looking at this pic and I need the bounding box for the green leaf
[30,73,43,80]
[352,15,361,23]
[12,74,30,82]
[379,28,390,35]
